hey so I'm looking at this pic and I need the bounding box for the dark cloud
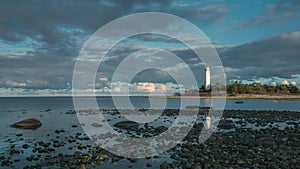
[0,0,126,43]
[95,37,204,85]
[0,0,227,43]
[236,0,300,29]
[218,31,300,80]
[174,5,228,25]
[138,34,180,43]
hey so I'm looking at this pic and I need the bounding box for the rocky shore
[1,109,299,168]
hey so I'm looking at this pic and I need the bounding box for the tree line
[174,81,300,96]
[210,81,299,95]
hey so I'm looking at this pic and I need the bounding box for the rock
[144,123,149,129]
[78,164,86,169]
[0,156,5,160]
[14,159,20,162]
[112,156,121,163]
[96,155,108,162]
[217,120,235,130]
[194,165,202,169]
[113,121,139,129]
[53,143,60,148]
[77,144,86,150]
[160,161,168,169]
[85,154,93,162]
[146,162,153,167]
[68,138,76,143]
[237,159,245,165]
[69,163,76,169]
[91,123,103,128]
[44,155,51,160]
[155,126,168,133]
[10,118,42,130]
[128,158,138,163]
[22,144,29,149]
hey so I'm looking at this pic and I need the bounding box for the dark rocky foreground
[1,109,299,169]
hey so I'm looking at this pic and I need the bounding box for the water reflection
[205,114,211,129]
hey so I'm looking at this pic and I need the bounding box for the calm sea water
[0,96,299,112]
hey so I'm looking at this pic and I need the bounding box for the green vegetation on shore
[173,81,300,98]
[225,81,299,95]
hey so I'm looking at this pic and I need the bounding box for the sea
[1,96,300,112]
[0,97,299,168]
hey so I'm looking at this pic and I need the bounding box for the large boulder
[216,120,235,130]
[11,118,42,129]
[113,121,139,129]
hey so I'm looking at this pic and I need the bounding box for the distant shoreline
[162,94,300,99]
[1,94,300,99]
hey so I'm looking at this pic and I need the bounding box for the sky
[0,0,300,96]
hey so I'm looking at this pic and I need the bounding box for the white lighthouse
[205,65,211,91]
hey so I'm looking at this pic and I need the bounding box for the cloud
[218,31,300,82]
[173,5,228,25]
[236,0,300,29]
[1,1,299,95]
[0,0,229,94]
[281,80,289,85]
[135,82,156,92]
[138,34,179,43]
[0,0,227,43]
[110,82,180,94]
[99,77,108,81]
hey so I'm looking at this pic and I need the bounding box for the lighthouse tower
[205,65,211,91]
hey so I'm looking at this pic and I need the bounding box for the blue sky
[0,0,299,96]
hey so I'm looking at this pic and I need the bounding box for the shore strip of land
[158,94,300,99]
